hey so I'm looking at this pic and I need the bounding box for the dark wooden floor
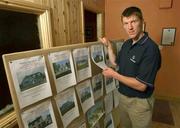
[152,100,180,128]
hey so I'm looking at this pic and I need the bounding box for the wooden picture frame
[159,0,173,9]
[161,27,176,46]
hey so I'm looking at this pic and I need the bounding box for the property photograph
[28,110,52,128]
[17,66,47,92]
[80,87,92,103]
[59,97,75,116]
[53,59,72,78]
[75,55,89,71]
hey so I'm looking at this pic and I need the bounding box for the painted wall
[83,0,105,13]
[105,0,180,98]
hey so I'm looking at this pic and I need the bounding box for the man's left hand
[102,67,116,78]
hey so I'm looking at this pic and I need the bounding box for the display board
[3,40,124,128]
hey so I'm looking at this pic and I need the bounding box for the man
[100,6,161,128]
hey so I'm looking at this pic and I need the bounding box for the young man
[100,6,161,128]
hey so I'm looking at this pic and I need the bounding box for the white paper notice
[76,79,94,113]
[9,55,52,108]
[113,89,119,108]
[104,92,113,115]
[91,73,103,100]
[73,47,92,82]
[21,101,57,128]
[104,77,116,94]
[55,87,79,128]
[48,50,76,92]
[162,28,176,45]
[90,44,107,69]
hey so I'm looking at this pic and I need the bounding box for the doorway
[84,9,97,42]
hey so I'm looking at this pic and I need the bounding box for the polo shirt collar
[131,32,149,46]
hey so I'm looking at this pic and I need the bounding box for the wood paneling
[49,0,84,46]
[63,0,83,44]
[49,0,67,46]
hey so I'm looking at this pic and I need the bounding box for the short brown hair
[121,6,143,21]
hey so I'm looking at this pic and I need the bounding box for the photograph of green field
[53,59,72,79]
[75,55,89,71]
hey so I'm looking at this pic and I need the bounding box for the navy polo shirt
[116,33,161,98]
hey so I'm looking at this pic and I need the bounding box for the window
[0,1,52,118]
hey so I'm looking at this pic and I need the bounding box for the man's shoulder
[145,37,159,49]
[143,38,160,56]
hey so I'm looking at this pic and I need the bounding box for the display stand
[3,40,124,128]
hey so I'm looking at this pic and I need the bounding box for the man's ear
[142,21,146,32]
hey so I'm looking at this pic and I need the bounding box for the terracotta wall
[105,0,180,99]
[83,0,105,12]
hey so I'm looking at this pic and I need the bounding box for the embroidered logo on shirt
[130,55,136,63]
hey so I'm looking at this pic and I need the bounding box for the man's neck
[132,32,144,45]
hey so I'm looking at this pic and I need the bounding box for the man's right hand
[99,37,110,47]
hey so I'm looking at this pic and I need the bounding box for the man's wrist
[107,44,112,49]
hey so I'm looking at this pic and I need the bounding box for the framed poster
[161,28,176,46]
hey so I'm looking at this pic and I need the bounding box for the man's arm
[99,37,117,66]
[103,68,147,92]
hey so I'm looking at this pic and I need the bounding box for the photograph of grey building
[93,51,103,63]
[59,97,75,116]
[53,59,72,79]
[17,66,47,92]
[93,78,103,92]
[106,77,113,86]
[28,110,52,128]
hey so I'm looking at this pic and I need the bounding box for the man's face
[122,15,143,41]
